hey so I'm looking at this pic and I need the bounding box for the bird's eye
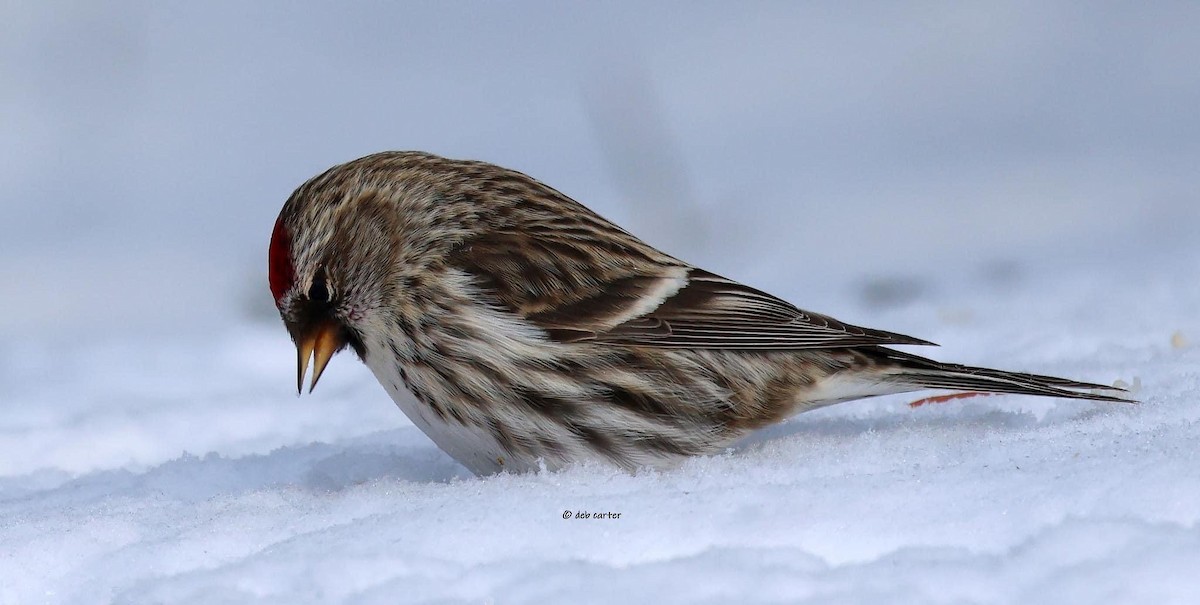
[309,270,330,304]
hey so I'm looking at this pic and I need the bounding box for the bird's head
[268,152,494,393]
[269,211,372,393]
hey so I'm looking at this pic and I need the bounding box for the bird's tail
[875,349,1133,403]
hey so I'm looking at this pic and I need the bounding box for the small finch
[269,151,1128,475]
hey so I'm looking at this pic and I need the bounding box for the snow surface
[5,3,1200,604]
[4,240,1199,604]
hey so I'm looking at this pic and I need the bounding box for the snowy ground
[3,234,1199,604]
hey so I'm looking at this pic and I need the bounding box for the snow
[4,243,1199,604]
[4,3,1200,604]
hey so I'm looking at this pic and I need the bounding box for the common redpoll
[269,152,1128,475]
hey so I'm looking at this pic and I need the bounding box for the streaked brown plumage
[269,151,1128,475]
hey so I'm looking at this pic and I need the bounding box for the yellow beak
[296,320,344,393]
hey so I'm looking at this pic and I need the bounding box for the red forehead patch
[268,216,296,305]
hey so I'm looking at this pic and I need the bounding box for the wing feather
[596,270,935,349]
[452,218,933,351]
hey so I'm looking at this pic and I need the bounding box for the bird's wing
[591,269,935,349]
[454,231,934,350]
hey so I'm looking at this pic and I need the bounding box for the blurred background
[4,2,1198,342]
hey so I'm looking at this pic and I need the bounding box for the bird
[268,151,1129,475]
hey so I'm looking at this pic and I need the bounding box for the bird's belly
[361,352,541,475]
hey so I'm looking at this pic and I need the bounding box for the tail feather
[877,349,1133,403]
